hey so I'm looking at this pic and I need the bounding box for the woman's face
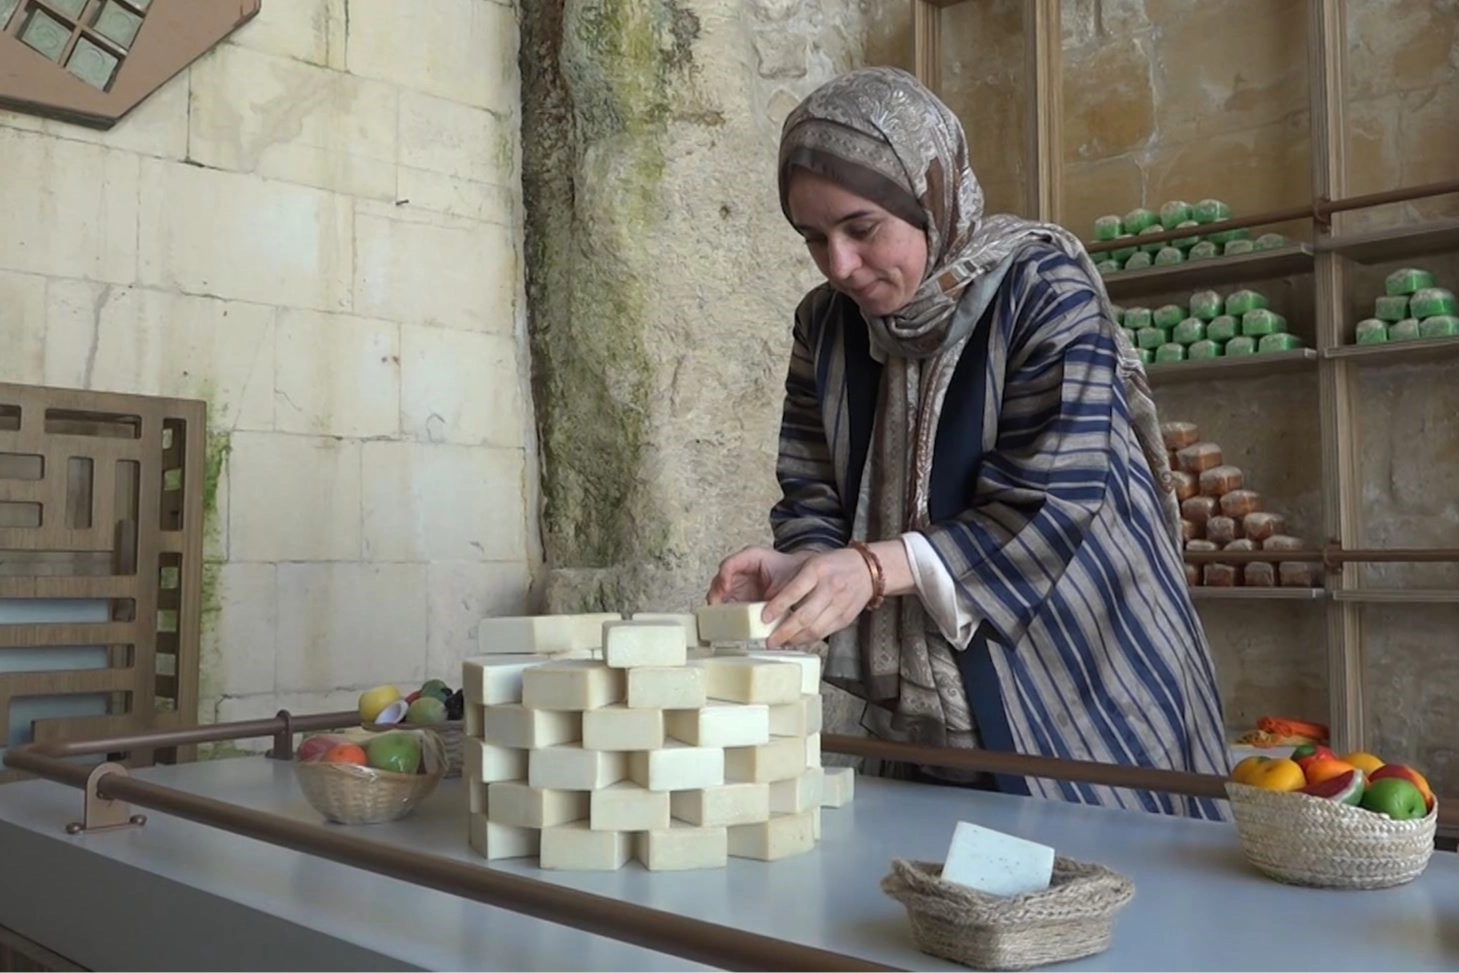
[786,168,928,317]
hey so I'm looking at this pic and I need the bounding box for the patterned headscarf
[776,66,1181,751]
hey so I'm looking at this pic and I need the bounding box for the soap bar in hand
[940,821,1055,898]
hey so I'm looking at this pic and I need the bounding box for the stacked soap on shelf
[460,605,855,873]
[1352,266,1458,346]
[1162,420,1318,589]
[1092,199,1287,276]
[1114,287,1306,365]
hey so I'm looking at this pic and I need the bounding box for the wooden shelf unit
[913,0,1459,755]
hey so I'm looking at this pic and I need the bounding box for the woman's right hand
[706,546,813,606]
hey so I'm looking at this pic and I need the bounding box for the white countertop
[1,756,1457,971]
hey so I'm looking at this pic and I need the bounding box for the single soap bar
[627,741,725,791]
[1204,515,1240,547]
[634,821,728,872]
[1223,239,1255,256]
[696,656,802,705]
[1160,199,1193,229]
[603,620,687,669]
[1194,198,1232,224]
[1264,534,1304,552]
[1110,304,1126,325]
[487,781,589,829]
[1258,332,1304,353]
[1420,314,1459,338]
[767,694,822,737]
[724,736,807,784]
[727,809,817,862]
[1226,335,1257,356]
[1184,562,1201,586]
[1254,232,1287,250]
[1110,236,1139,263]
[1280,562,1316,587]
[540,822,632,871]
[1242,308,1287,337]
[483,704,582,749]
[1155,342,1186,363]
[666,701,771,748]
[529,743,628,791]
[1203,563,1239,587]
[1181,496,1218,528]
[821,765,856,808]
[1136,326,1168,350]
[521,660,626,711]
[1243,562,1277,587]
[1180,518,1199,543]
[1154,246,1185,266]
[1188,240,1221,260]
[1385,266,1436,296]
[1123,307,1154,330]
[670,782,771,827]
[695,602,783,642]
[1208,224,1249,246]
[1207,314,1239,343]
[468,814,540,862]
[769,768,825,814]
[1189,338,1224,359]
[462,653,549,706]
[1225,538,1258,553]
[467,738,527,783]
[1172,470,1197,502]
[1161,421,1200,450]
[1172,220,1202,250]
[568,613,625,651]
[1153,304,1187,329]
[477,615,577,656]
[1173,317,1206,345]
[805,733,821,768]
[1242,511,1286,543]
[1189,290,1223,321]
[1185,539,1219,553]
[1176,441,1224,474]
[626,665,706,710]
[1220,489,1263,518]
[1389,318,1422,340]
[1226,289,1269,318]
[1124,206,1157,234]
[590,781,670,832]
[582,704,665,751]
[1354,318,1389,344]
[720,649,822,694]
[1139,224,1168,254]
[630,611,699,645]
[1137,347,1153,364]
[1097,259,1121,276]
[940,820,1054,898]
[1374,294,1409,322]
[1094,214,1124,240]
[1124,250,1154,270]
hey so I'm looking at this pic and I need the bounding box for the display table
[1,756,1456,971]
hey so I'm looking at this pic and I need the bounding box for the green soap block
[1385,267,1436,296]
[1254,232,1287,250]
[1173,220,1202,250]
[1207,315,1239,343]
[1110,304,1125,325]
[1153,304,1186,329]
[1193,199,1232,224]
[1154,246,1185,266]
[1137,347,1154,364]
[1110,234,1139,263]
[1354,318,1388,344]
[1208,224,1250,246]
[1094,215,1124,241]
[1138,225,1167,254]
[1420,314,1459,338]
[1374,294,1409,322]
[1242,308,1288,337]
[1226,289,1269,317]
[1124,207,1158,235]
[1123,307,1153,329]
[1155,342,1187,363]
[1173,317,1206,345]
[1096,259,1121,276]
[1136,326,1169,350]
[1226,336,1257,356]
[1189,339,1224,360]
[1409,287,1457,318]
[1159,200,1193,229]
[1257,333,1303,353]
[1189,290,1223,321]
[1188,240,1221,260]
[1389,318,1422,341]
[1224,239,1255,255]
[1124,250,1154,270]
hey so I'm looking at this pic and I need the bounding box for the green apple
[420,678,451,702]
[366,732,422,775]
[406,696,447,725]
[1359,777,1427,821]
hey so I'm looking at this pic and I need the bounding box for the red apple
[296,733,354,762]
[1291,743,1335,772]
[406,690,422,704]
[1369,764,1434,810]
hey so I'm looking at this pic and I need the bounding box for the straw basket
[880,857,1135,971]
[294,728,446,826]
[1225,780,1436,889]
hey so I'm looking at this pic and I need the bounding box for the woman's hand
[706,546,813,607]
[762,548,877,648]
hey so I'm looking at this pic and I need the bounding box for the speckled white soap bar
[940,821,1054,898]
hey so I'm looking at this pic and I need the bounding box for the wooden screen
[0,382,204,781]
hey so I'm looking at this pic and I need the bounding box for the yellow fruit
[1341,751,1384,775]
[1246,757,1306,792]
[358,684,401,722]
[1230,755,1271,785]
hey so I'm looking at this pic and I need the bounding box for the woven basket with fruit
[1225,746,1436,890]
[357,679,466,778]
[294,726,447,826]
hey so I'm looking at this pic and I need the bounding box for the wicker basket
[294,728,447,826]
[880,857,1135,971]
[1225,780,1436,889]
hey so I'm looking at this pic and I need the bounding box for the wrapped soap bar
[1279,562,1316,587]
[1124,207,1158,234]
[1226,335,1257,356]
[1155,247,1185,266]
[1182,495,1219,528]
[1094,215,1124,241]
[1258,333,1304,353]
[1137,326,1168,350]
[1188,241,1220,260]
[1173,317,1206,345]
[1390,318,1422,341]
[1160,200,1193,229]
[1254,232,1287,250]
[1154,304,1187,329]
[1207,315,1239,343]
[1123,307,1153,330]
[1209,225,1250,246]
[1226,289,1269,317]
[1173,220,1202,249]
[1199,465,1244,497]
[1184,563,1201,586]
[1224,239,1255,256]
[1189,339,1224,359]
[1137,347,1153,364]
[1205,515,1239,546]
[1189,290,1223,321]
[1244,562,1276,587]
[1241,512,1286,543]
[1185,539,1219,553]
[1354,318,1388,344]
[1155,342,1186,363]
[1161,421,1200,450]
[1374,295,1409,322]
[1193,198,1232,224]
[1138,225,1167,254]
[1410,288,1457,318]
[1385,267,1436,296]
[1177,442,1224,474]
[1097,259,1121,276]
[1110,305,1126,325]
[1203,563,1239,587]
[1263,534,1304,552]
[1124,251,1154,270]
[1220,489,1263,518]
[1420,314,1459,338]
[1242,308,1287,336]
[1180,517,1199,542]
[1225,538,1258,553]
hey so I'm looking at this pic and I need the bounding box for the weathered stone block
[229,432,362,562]
[426,560,533,686]
[1100,0,1151,36]
[201,562,276,699]
[228,0,347,69]
[1061,37,1154,163]
[400,324,524,447]
[1363,604,1459,796]
[1144,114,1311,223]
[395,171,516,226]
[274,309,401,439]
[346,0,518,113]
[752,29,807,79]
[0,270,46,384]
[399,89,514,187]
[1345,0,1458,102]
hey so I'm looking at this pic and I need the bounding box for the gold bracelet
[849,541,886,611]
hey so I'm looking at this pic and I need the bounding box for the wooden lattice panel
[0,382,204,781]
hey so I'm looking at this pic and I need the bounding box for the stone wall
[0,0,540,734]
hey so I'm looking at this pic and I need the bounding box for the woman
[706,67,1230,819]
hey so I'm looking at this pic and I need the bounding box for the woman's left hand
[763,548,875,649]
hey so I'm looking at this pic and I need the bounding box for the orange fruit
[1246,757,1306,792]
[1341,751,1385,775]
[1304,758,1356,786]
[322,743,368,765]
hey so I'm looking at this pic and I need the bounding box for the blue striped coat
[770,243,1232,819]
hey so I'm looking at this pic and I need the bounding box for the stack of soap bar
[940,821,1055,898]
